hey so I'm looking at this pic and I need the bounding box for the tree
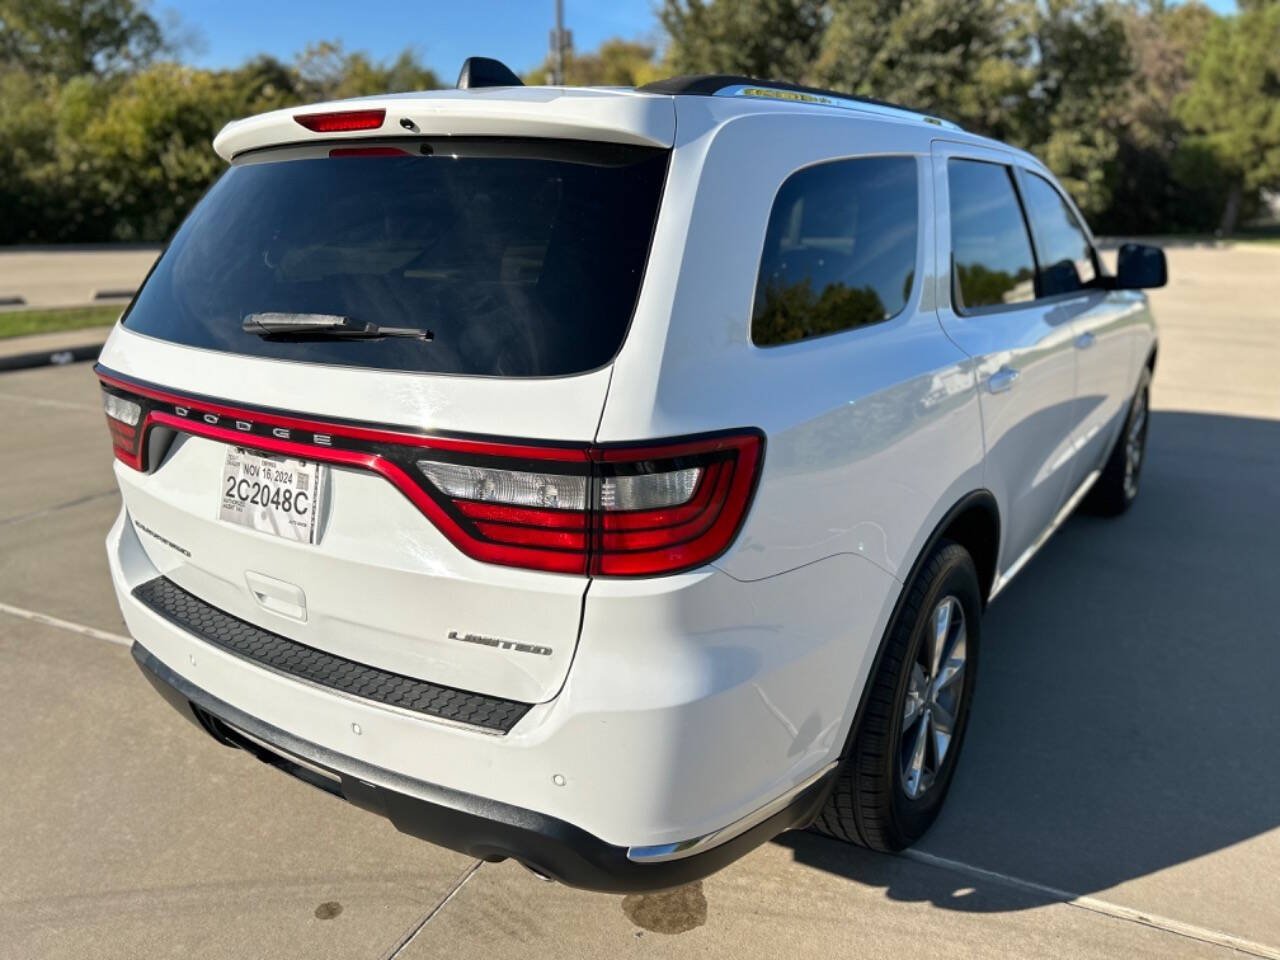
[1178,0,1280,233]
[1016,0,1133,218]
[0,0,165,79]
[294,40,440,102]
[525,39,661,86]
[660,0,827,80]
[1099,0,1222,234]
[811,0,1033,138]
[0,68,64,242]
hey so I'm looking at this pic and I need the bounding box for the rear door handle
[1075,331,1096,350]
[987,366,1020,394]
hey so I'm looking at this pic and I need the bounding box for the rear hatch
[98,132,670,706]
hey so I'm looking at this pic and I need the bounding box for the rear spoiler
[213,89,676,161]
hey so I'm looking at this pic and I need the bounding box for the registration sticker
[219,447,325,544]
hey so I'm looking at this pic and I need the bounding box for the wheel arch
[934,491,1001,607]
[823,489,999,776]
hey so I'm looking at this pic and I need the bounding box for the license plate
[219,447,326,544]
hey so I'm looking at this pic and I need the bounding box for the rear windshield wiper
[242,312,432,341]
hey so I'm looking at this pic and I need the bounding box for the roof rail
[636,74,961,130]
[457,57,524,90]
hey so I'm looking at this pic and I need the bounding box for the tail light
[590,434,762,575]
[102,392,144,469]
[96,370,763,578]
[414,432,763,576]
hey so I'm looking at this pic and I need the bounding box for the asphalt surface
[1,245,1278,959]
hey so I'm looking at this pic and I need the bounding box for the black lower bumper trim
[132,641,836,893]
[132,575,530,733]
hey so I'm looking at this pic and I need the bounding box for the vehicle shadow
[777,410,1280,910]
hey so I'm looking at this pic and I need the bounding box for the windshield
[122,138,669,377]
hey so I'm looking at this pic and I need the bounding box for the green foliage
[661,0,826,80]
[0,0,165,79]
[0,6,441,243]
[1097,1,1226,233]
[524,38,661,86]
[1178,0,1280,231]
[1017,0,1132,218]
[812,0,1033,138]
[294,41,441,100]
[752,278,887,344]
[0,304,120,339]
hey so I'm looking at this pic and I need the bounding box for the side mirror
[1113,243,1167,290]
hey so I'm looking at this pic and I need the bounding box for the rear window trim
[118,137,673,382]
[228,134,665,167]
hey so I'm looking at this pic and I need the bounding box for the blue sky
[164,0,662,76]
[161,0,1237,77]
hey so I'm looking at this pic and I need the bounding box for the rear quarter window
[751,155,919,347]
[121,139,669,378]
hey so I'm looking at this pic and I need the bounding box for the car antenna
[456,57,524,90]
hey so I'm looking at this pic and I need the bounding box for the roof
[638,74,963,131]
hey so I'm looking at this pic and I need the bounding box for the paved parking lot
[0,247,158,309]
[1,246,1278,959]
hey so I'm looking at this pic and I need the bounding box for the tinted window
[752,156,918,346]
[948,159,1036,310]
[122,140,669,377]
[1020,172,1097,296]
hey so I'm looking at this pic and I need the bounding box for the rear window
[122,139,669,377]
[752,156,918,346]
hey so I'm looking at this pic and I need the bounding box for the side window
[752,156,918,346]
[1019,172,1098,296]
[947,159,1036,311]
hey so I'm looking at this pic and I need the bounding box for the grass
[0,305,121,340]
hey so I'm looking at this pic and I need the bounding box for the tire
[812,540,981,852]
[1085,365,1152,516]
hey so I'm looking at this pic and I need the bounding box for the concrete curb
[0,342,102,373]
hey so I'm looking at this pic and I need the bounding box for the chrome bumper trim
[626,761,838,863]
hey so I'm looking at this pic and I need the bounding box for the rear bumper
[133,640,834,892]
[108,494,899,888]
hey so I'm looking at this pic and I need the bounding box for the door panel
[1013,168,1135,493]
[1061,294,1134,490]
[931,144,1079,575]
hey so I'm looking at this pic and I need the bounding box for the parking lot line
[379,859,483,960]
[904,849,1280,960]
[0,599,131,647]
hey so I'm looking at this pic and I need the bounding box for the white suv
[98,61,1165,891]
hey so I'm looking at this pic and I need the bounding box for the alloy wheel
[1124,387,1149,501]
[900,595,968,800]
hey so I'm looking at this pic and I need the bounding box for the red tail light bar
[97,368,763,578]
